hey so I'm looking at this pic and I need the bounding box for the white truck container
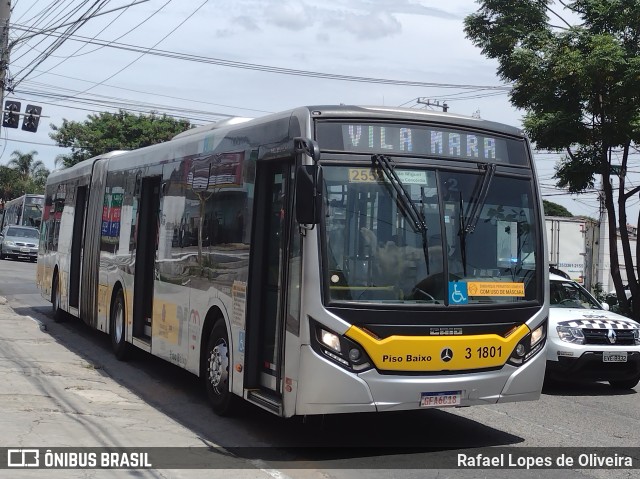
[546,216,599,290]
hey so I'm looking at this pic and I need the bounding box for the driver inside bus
[360,227,445,299]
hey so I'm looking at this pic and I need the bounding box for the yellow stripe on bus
[345,324,530,371]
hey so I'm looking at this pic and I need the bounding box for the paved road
[0,259,638,478]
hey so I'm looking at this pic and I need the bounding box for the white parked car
[546,273,640,389]
[0,225,40,262]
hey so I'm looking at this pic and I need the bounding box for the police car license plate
[420,391,461,407]
[603,352,627,362]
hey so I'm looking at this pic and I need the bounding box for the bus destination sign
[315,122,526,165]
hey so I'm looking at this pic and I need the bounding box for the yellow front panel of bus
[345,324,529,371]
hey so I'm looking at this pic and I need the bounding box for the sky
[1,0,627,219]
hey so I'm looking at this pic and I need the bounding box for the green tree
[7,150,47,181]
[0,165,24,200]
[465,0,640,317]
[50,110,193,168]
[1,150,49,198]
[543,200,573,217]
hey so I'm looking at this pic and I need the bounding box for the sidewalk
[0,296,294,478]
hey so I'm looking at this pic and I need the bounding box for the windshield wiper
[458,163,496,277]
[371,154,429,274]
[463,163,496,234]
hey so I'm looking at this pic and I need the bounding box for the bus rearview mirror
[296,165,323,225]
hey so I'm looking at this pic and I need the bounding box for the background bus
[0,193,45,230]
[37,105,548,417]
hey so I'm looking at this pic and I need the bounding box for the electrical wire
[24,5,136,81]
[18,71,272,114]
[12,1,111,87]
[66,0,201,100]
[9,23,514,91]
[12,1,89,59]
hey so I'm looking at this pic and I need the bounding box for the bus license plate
[420,391,461,407]
[603,352,627,362]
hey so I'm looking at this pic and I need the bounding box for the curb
[0,295,47,330]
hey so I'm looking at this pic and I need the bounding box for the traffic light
[2,100,21,129]
[22,104,42,133]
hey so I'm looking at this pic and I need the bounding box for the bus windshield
[23,196,44,227]
[322,163,539,305]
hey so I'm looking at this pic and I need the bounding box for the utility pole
[417,97,449,112]
[0,0,11,135]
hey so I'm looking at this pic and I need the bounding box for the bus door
[246,159,292,403]
[132,176,161,342]
[69,184,88,309]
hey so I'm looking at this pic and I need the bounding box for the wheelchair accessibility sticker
[448,281,526,303]
[448,282,468,304]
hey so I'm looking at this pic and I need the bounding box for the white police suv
[546,273,640,389]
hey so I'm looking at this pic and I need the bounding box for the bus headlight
[320,329,342,352]
[556,326,585,344]
[531,324,545,346]
[508,322,546,366]
[310,319,372,372]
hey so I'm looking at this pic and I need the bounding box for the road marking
[249,459,293,479]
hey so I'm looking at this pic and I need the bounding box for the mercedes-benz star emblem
[441,348,453,362]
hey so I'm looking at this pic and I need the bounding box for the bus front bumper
[295,345,545,415]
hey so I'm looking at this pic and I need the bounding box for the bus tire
[51,273,64,322]
[110,289,130,361]
[204,320,235,415]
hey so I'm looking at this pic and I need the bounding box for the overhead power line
[10,0,150,46]
[9,23,513,91]
[22,0,154,83]
[12,1,114,88]
[67,0,206,100]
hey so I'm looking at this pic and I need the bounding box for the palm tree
[7,150,47,180]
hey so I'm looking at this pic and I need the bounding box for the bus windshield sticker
[448,282,468,304]
[467,282,525,297]
[348,168,381,183]
[348,168,427,185]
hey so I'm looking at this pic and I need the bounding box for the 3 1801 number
[465,346,502,359]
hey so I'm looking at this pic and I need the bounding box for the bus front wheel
[204,320,235,415]
[110,289,130,360]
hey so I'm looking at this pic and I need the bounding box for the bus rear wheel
[110,289,130,360]
[204,320,235,415]
[51,273,64,322]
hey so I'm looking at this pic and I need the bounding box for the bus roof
[171,117,254,140]
[45,105,525,185]
[46,150,128,184]
[296,105,524,137]
[1,193,44,205]
[188,105,524,138]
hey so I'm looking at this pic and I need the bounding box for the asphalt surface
[0,259,638,479]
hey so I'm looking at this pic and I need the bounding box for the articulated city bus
[36,106,548,417]
[0,193,45,230]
